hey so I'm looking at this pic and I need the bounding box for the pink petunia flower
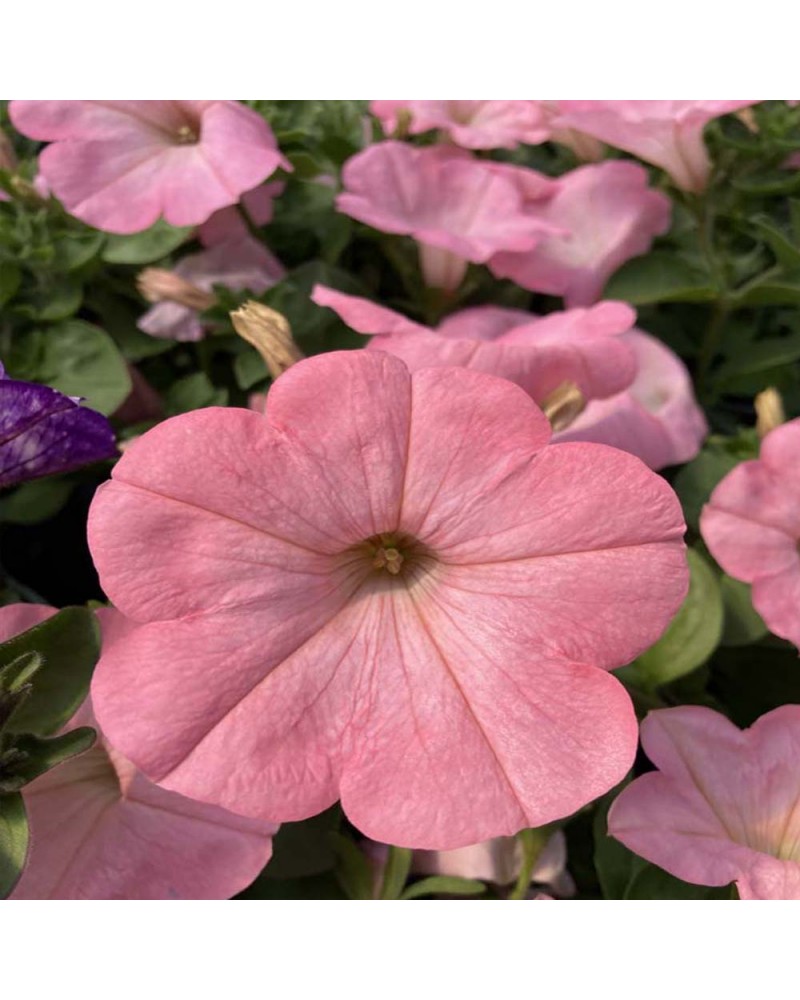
[608,705,800,900]
[555,329,708,470]
[137,237,285,342]
[336,142,559,290]
[9,101,290,233]
[700,419,800,648]
[489,160,672,306]
[87,350,688,849]
[311,284,638,405]
[531,102,606,162]
[554,101,759,193]
[370,101,551,149]
[0,603,276,900]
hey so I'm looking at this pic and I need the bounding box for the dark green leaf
[0,607,100,735]
[330,832,375,900]
[673,444,742,531]
[720,576,768,646]
[0,792,28,899]
[37,319,131,414]
[593,786,647,899]
[264,805,341,879]
[624,863,736,899]
[164,372,228,415]
[233,349,268,390]
[0,476,76,525]
[604,252,716,305]
[102,220,191,265]
[0,262,21,306]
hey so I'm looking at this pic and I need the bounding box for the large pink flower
[489,161,672,306]
[555,330,708,470]
[138,237,285,342]
[336,142,558,290]
[608,706,800,900]
[554,101,759,192]
[700,419,800,648]
[88,350,687,849]
[0,603,276,900]
[370,101,550,149]
[311,284,638,405]
[9,101,289,233]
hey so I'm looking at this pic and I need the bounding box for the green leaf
[233,348,268,390]
[632,549,724,688]
[38,319,131,414]
[673,444,742,532]
[624,863,736,899]
[603,252,716,305]
[52,231,105,272]
[0,652,43,732]
[0,477,76,525]
[0,607,100,735]
[720,576,768,646]
[731,270,800,307]
[714,332,800,381]
[400,876,486,900]
[165,372,228,415]
[751,217,800,269]
[378,846,413,900]
[0,262,21,306]
[102,219,191,265]
[0,792,28,899]
[592,786,647,899]
[28,276,83,320]
[330,833,375,900]
[0,727,95,791]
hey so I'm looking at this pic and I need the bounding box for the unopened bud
[755,387,785,438]
[230,301,304,380]
[541,381,586,433]
[735,108,759,134]
[137,268,215,311]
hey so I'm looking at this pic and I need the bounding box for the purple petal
[0,375,117,489]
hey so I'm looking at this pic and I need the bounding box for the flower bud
[755,386,785,438]
[541,381,586,432]
[137,268,215,311]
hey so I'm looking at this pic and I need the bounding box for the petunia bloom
[9,101,290,233]
[554,101,759,193]
[554,330,708,470]
[0,363,116,489]
[0,603,276,900]
[489,160,671,306]
[137,237,285,342]
[311,284,638,406]
[88,350,687,849]
[370,101,550,149]
[335,142,559,290]
[608,705,800,900]
[700,419,800,648]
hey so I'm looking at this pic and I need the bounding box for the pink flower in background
[700,419,800,648]
[9,101,290,233]
[531,102,606,162]
[138,237,285,342]
[198,180,285,247]
[0,604,276,900]
[608,705,800,900]
[554,101,759,192]
[370,101,550,149]
[336,142,559,290]
[489,161,671,306]
[414,830,575,896]
[88,351,687,849]
[555,330,707,470]
[311,284,638,405]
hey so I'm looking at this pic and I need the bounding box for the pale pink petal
[555,101,759,192]
[751,568,800,648]
[371,100,551,149]
[198,180,284,246]
[489,161,671,306]
[310,285,427,336]
[610,706,800,898]
[556,330,707,469]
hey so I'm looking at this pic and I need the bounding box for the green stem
[691,196,730,397]
[696,300,729,398]
[508,827,548,900]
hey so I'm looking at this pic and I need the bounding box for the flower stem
[508,827,548,900]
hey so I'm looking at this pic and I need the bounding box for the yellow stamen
[373,546,404,575]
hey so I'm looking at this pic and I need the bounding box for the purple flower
[0,363,117,489]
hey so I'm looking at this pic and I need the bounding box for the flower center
[354,532,433,583]
[176,124,198,144]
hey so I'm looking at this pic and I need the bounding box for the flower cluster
[4,98,800,901]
